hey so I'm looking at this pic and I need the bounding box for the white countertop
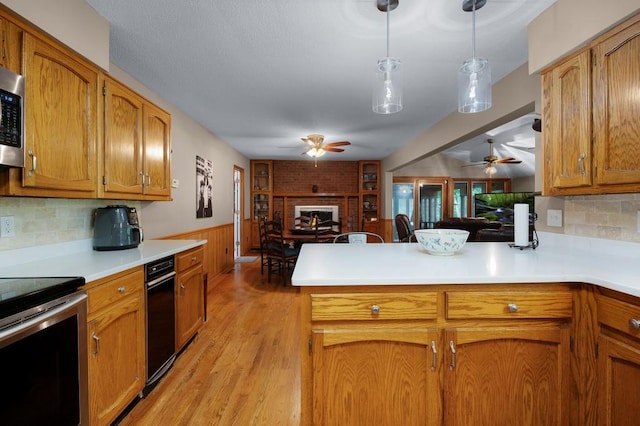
[291,232,640,297]
[0,239,206,283]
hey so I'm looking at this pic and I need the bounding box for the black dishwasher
[143,255,176,396]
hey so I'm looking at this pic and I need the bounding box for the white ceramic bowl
[414,229,470,256]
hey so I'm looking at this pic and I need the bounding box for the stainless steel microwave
[0,66,24,168]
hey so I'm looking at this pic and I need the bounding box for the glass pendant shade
[458,57,491,113]
[373,57,403,114]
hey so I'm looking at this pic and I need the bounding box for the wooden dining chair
[264,219,300,284]
[314,218,342,242]
[395,214,416,242]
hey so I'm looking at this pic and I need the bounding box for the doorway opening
[233,166,244,259]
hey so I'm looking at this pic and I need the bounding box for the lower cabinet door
[444,326,571,426]
[87,294,145,426]
[176,266,204,350]
[597,334,640,426]
[311,328,441,426]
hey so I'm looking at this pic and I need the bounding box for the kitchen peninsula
[293,233,640,425]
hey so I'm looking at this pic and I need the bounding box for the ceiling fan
[301,134,351,166]
[464,138,522,175]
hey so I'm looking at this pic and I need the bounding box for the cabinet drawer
[177,246,204,272]
[446,290,573,319]
[597,295,640,338]
[87,268,144,314]
[310,292,437,321]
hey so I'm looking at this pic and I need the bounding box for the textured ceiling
[86,0,554,177]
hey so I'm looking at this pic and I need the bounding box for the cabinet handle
[630,318,640,329]
[431,340,438,371]
[92,332,100,356]
[577,152,587,176]
[140,171,145,186]
[370,304,380,315]
[507,303,518,313]
[192,256,198,262]
[27,150,37,176]
[449,340,456,370]
[180,282,185,290]
[118,286,126,293]
[146,174,151,187]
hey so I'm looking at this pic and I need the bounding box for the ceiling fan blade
[325,141,351,147]
[461,162,486,167]
[324,147,345,153]
[495,158,522,164]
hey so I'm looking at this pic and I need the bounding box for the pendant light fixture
[373,0,402,114]
[458,0,491,113]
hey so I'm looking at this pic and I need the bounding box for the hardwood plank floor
[119,259,301,425]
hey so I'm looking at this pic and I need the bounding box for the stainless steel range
[0,276,88,425]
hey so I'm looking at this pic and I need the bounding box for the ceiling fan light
[306,147,326,158]
[373,57,403,114]
[484,164,497,175]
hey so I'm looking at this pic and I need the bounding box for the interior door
[417,179,448,229]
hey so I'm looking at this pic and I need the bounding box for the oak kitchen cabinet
[542,13,640,196]
[100,75,172,201]
[301,284,574,425]
[443,289,573,425]
[0,30,99,198]
[175,245,205,351]
[86,267,146,426]
[0,8,172,201]
[595,289,640,426]
[0,15,22,73]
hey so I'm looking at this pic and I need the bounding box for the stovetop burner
[0,276,85,320]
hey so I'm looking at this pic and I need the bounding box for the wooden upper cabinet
[0,32,99,197]
[102,76,144,196]
[142,102,171,198]
[542,50,592,192]
[593,16,640,186]
[101,75,171,200]
[542,13,640,196]
[0,17,22,73]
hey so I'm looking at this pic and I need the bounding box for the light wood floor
[119,259,301,425]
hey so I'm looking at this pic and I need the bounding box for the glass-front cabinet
[359,161,380,233]
[250,160,273,248]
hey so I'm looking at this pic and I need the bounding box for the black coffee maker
[93,205,144,251]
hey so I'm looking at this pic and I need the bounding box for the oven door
[0,291,88,425]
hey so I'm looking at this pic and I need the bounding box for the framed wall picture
[196,155,213,218]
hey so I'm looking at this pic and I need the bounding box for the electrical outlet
[171,178,179,188]
[0,216,16,237]
[547,209,563,227]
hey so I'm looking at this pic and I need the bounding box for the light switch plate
[171,179,179,188]
[547,209,563,227]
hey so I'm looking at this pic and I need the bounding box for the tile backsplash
[562,193,640,243]
[0,198,141,250]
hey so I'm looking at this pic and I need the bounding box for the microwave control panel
[0,89,21,148]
